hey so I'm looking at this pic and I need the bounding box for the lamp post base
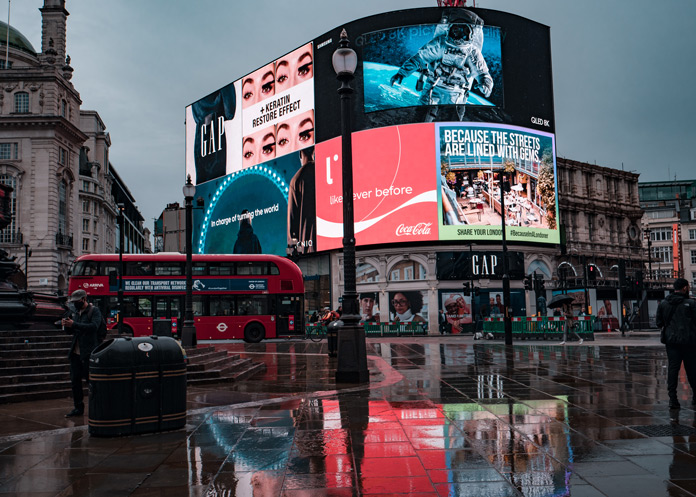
[335,321,369,384]
[181,324,197,348]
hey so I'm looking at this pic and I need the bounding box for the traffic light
[587,264,597,282]
[636,270,644,292]
[524,275,533,290]
[534,273,545,292]
[462,281,471,296]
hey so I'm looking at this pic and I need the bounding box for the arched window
[527,260,551,280]
[356,262,379,283]
[14,92,29,114]
[388,260,427,281]
[58,181,67,235]
[0,173,18,243]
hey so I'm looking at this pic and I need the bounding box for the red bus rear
[67,253,304,342]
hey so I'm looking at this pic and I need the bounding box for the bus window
[269,263,279,275]
[155,262,183,276]
[126,262,153,276]
[237,295,268,315]
[99,262,119,277]
[209,262,235,275]
[210,296,234,316]
[155,297,168,319]
[237,262,265,275]
[137,297,153,317]
[193,295,204,316]
[73,261,97,276]
[192,263,206,276]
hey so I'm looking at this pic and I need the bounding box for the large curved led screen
[185,7,558,255]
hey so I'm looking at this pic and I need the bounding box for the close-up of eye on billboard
[185,43,315,186]
[186,7,557,255]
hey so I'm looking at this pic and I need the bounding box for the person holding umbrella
[548,294,583,345]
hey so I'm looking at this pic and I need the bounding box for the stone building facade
[556,157,645,286]
[0,0,148,293]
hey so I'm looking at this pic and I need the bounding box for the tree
[537,151,556,229]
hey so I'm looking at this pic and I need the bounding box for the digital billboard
[437,123,559,244]
[186,7,557,255]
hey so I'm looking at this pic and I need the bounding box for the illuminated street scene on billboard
[437,123,559,244]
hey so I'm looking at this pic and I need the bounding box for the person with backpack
[656,278,696,410]
[61,289,103,418]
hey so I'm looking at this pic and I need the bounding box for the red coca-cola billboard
[315,123,438,251]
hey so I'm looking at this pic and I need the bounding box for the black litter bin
[88,336,187,437]
[326,320,341,357]
[153,319,172,337]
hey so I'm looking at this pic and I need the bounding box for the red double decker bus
[67,253,304,342]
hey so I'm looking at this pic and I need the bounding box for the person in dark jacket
[656,278,696,409]
[61,289,102,417]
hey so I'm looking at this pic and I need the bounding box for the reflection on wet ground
[1,337,696,496]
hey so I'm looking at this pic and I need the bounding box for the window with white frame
[14,92,29,113]
[82,200,90,213]
[648,210,675,219]
[390,269,400,281]
[692,250,696,265]
[82,219,90,232]
[650,227,672,241]
[0,174,17,241]
[82,180,89,192]
[82,238,89,251]
[61,100,67,118]
[59,147,67,165]
[690,229,696,240]
[652,245,673,263]
[0,143,18,160]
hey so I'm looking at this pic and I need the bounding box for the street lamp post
[500,172,512,345]
[181,176,197,348]
[332,29,368,383]
[117,203,125,336]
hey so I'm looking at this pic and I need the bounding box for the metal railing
[55,232,73,247]
[305,321,429,338]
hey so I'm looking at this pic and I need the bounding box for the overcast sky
[8,0,696,234]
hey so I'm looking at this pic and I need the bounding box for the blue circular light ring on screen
[198,165,290,254]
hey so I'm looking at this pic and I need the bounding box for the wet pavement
[1,334,696,496]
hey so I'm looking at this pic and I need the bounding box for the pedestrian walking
[61,289,102,418]
[656,278,696,409]
[560,302,583,345]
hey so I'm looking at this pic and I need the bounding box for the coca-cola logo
[396,222,432,236]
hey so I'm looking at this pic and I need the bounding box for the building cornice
[0,115,87,143]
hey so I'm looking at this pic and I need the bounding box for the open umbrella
[547,294,575,309]
[511,184,524,191]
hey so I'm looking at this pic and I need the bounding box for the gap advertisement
[186,43,315,186]
[362,13,503,114]
[436,122,559,244]
[315,123,439,251]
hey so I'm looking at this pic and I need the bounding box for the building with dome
[0,0,149,294]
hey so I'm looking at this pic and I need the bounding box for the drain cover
[629,424,696,437]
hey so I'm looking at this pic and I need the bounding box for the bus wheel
[244,323,265,343]
[120,325,134,337]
